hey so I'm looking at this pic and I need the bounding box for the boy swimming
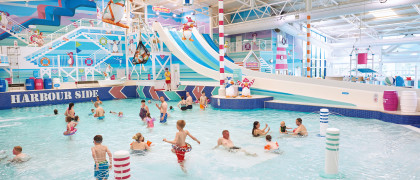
[264,135,279,150]
[163,120,200,172]
[91,135,112,180]
[9,146,30,163]
[54,109,58,115]
[199,91,207,110]
[280,121,292,134]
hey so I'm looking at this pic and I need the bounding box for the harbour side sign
[10,90,99,104]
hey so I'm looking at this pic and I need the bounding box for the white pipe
[332,36,420,48]
[415,65,418,89]
[325,128,340,175]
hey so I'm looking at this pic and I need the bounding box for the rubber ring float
[85,58,93,66]
[99,37,107,46]
[40,57,50,66]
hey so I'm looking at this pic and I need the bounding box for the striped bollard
[319,108,329,137]
[218,0,226,96]
[325,128,339,175]
[114,150,130,179]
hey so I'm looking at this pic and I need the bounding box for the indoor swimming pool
[0,99,419,179]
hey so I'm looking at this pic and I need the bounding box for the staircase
[0,0,96,41]
[259,58,273,73]
[0,15,30,44]
[26,28,84,65]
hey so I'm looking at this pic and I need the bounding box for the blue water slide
[0,0,96,40]
[168,31,216,70]
[191,34,233,73]
[202,34,235,63]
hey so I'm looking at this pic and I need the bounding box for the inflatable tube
[63,128,77,136]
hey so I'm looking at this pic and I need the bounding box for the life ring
[99,37,107,46]
[281,37,287,45]
[63,128,77,136]
[40,57,50,66]
[244,43,251,50]
[85,58,93,66]
[260,42,266,50]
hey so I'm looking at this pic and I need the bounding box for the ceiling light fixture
[379,0,387,3]
[370,8,397,18]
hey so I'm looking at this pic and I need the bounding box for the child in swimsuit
[110,111,123,117]
[199,92,207,110]
[163,120,200,172]
[88,109,94,116]
[139,100,149,121]
[264,135,279,150]
[9,146,30,163]
[178,96,188,111]
[144,113,155,128]
[64,116,77,136]
[280,121,292,134]
[91,135,112,180]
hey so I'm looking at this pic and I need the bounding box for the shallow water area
[0,98,419,179]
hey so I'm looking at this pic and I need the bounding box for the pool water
[0,98,419,179]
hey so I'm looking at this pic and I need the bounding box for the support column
[218,0,226,96]
[209,7,213,39]
[306,0,312,78]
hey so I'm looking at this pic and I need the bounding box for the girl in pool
[139,100,150,121]
[177,96,188,111]
[64,116,77,136]
[64,103,75,119]
[264,135,279,150]
[110,111,123,117]
[252,121,270,137]
[130,133,150,154]
[144,113,155,128]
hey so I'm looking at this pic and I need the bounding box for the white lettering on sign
[10,90,103,104]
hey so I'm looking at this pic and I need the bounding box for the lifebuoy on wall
[99,37,107,46]
[244,43,251,50]
[40,57,50,66]
[85,58,93,66]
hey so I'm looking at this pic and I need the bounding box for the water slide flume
[154,22,419,109]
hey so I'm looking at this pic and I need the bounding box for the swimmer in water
[199,91,207,110]
[131,133,150,151]
[73,116,80,126]
[186,92,193,110]
[139,100,150,121]
[169,106,174,111]
[214,130,257,156]
[264,135,279,150]
[9,146,29,163]
[252,121,270,137]
[54,109,58,115]
[94,102,105,120]
[89,109,95,116]
[148,100,152,104]
[110,111,123,117]
[279,121,292,134]
[178,96,188,111]
[144,113,155,128]
[65,116,77,134]
[64,103,75,119]
[155,96,168,123]
[163,120,200,173]
[91,135,112,180]
[92,96,103,105]
[293,118,308,136]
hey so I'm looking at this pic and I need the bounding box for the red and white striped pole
[218,0,226,96]
[306,0,311,78]
[114,150,130,179]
